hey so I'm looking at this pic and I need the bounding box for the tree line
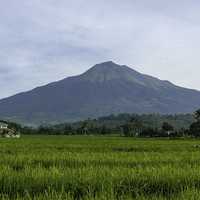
[8,110,200,137]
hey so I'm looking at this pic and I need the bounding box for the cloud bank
[1,0,200,98]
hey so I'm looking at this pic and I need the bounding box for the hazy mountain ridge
[0,61,200,125]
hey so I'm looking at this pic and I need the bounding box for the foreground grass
[0,136,200,199]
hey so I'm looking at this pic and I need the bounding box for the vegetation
[15,113,194,137]
[189,109,200,137]
[4,110,200,139]
[0,111,200,199]
[0,136,200,199]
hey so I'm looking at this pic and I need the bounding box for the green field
[1,136,200,199]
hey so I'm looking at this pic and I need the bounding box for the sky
[1,0,200,99]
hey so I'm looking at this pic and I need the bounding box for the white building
[0,122,20,138]
[0,122,8,129]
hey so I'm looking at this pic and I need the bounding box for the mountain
[0,61,200,125]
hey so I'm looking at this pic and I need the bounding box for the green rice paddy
[0,136,200,199]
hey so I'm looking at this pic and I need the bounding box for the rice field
[0,136,200,199]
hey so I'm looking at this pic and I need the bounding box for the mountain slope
[0,61,200,125]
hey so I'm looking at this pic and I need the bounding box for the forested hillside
[16,113,194,136]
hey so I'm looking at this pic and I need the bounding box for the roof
[0,122,8,126]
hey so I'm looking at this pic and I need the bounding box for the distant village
[0,121,20,138]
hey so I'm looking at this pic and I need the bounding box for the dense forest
[4,110,200,138]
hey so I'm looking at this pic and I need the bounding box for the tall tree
[194,109,200,122]
[190,109,200,137]
[162,122,174,136]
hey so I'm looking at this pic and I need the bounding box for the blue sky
[1,0,200,98]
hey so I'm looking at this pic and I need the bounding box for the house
[0,122,8,129]
[0,122,20,138]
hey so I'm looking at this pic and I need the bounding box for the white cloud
[1,0,200,98]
